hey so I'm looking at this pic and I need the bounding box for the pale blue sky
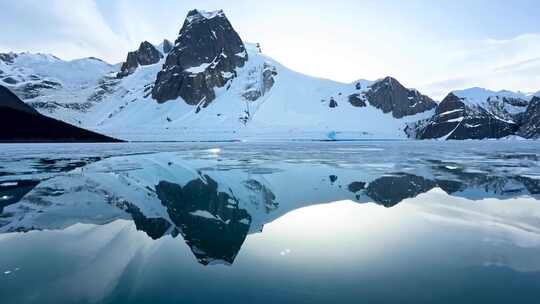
[1,0,538,98]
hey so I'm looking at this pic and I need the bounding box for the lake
[1,141,540,303]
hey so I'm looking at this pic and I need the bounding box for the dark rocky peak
[162,39,173,54]
[435,92,466,115]
[117,41,163,78]
[410,92,519,140]
[365,76,437,118]
[152,9,248,105]
[518,96,540,139]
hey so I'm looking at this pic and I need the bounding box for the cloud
[0,0,538,98]
[419,33,540,99]
[0,0,130,63]
[493,57,540,73]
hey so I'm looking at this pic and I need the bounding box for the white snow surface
[3,46,434,141]
[453,87,530,105]
[186,10,224,23]
[452,87,534,122]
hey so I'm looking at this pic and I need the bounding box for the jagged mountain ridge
[409,88,539,140]
[0,9,439,141]
[0,9,537,141]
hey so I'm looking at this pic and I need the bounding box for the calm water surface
[1,141,540,303]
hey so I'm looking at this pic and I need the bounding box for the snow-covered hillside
[0,52,117,117]
[0,9,436,142]
[453,87,530,118]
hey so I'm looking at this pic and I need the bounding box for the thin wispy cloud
[0,0,538,99]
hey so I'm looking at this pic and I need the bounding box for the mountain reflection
[0,148,539,266]
[156,178,251,265]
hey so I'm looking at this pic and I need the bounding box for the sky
[0,0,539,99]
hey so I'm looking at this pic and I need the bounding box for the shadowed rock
[117,41,163,78]
[518,96,540,139]
[413,93,519,140]
[365,77,436,118]
[162,39,173,54]
[152,9,248,106]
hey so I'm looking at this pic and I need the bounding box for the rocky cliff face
[518,96,540,138]
[161,39,173,54]
[343,77,436,118]
[151,9,248,106]
[364,77,437,118]
[117,41,163,78]
[410,93,519,140]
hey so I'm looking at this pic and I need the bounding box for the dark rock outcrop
[162,39,173,54]
[0,53,17,64]
[152,9,248,106]
[117,41,163,78]
[329,98,338,108]
[411,93,519,140]
[12,80,62,100]
[0,85,121,142]
[518,96,540,139]
[348,93,367,107]
[242,63,277,101]
[365,77,437,118]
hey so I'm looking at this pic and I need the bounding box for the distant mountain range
[0,9,538,141]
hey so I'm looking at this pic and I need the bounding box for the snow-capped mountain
[408,87,540,140]
[0,9,437,141]
[1,9,537,141]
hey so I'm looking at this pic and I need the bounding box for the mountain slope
[408,87,539,140]
[411,93,519,140]
[518,96,540,139]
[0,9,437,141]
[0,85,121,142]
